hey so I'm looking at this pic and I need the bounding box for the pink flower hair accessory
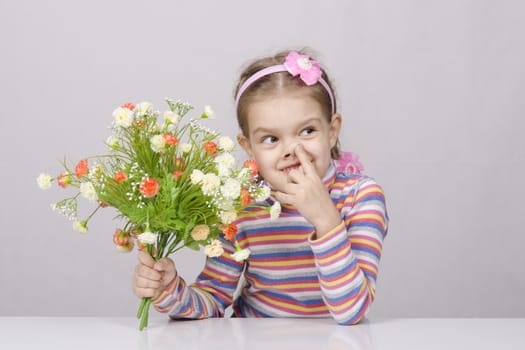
[334,151,364,175]
[235,51,335,115]
[283,51,323,86]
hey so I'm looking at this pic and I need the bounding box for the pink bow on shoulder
[334,151,364,175]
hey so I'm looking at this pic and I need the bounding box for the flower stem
[137,297,152,331]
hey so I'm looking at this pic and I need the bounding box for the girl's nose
[283,143,299,159]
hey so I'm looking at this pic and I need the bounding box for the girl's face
[238,92,341,192]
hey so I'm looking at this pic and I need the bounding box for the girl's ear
[237,133,254,158]
[329,113,342,148]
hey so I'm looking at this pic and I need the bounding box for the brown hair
[234,49,341,159]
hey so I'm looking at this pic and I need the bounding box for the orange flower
[240,188,251,206]
[75,159,88,179]
[114,171,128,183]
[113,228,131,246]
[121,102,135,111]
[57,172,71,188]
[172,170,183,180]
[221,223,238,240]
[243,159,258,177]
[204,141,218,156]
[162,133,178,146]
[139,177,159,198]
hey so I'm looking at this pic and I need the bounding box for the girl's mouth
[281,164,301,174]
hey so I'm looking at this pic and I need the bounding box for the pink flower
[334,151,364,175]
[284,51,322,86]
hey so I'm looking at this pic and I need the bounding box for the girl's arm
[309,177,388,325]
[152,238,244,319]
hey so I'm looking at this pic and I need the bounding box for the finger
[133,286,159,299]
[294,145,314,175]
[154,257,174,272]
[274,191,294,206]
[137,250,155,268]
[135,263,163,281]
[135,276,162,289]
[286,167,305,184]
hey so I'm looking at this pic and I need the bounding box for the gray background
[1,0,524,318]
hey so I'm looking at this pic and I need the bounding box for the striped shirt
[153,163,388,325]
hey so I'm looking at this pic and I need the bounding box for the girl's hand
[132,250,176,299]
[274,144,342,237]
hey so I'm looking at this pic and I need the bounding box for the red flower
[57,172,71,188]
[162,133,178,146]
[240,188,251,206]
[139,177,159,198]
[114,171,128,183]
[75,159,88,179]
[221,223,238,241]
[204,141,218,156]
[243,159,258,177]
[121,102,135,110]
[172,170,183,180]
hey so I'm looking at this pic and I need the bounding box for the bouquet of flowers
[37,99,272,330]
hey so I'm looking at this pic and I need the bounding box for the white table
[1,317,524,350]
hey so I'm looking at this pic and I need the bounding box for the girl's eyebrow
[251,117,322,136]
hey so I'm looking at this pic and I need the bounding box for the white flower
[163,110,180,125]
[80,182,98,202]
[106,135,119,149]
[221,178,241,200]
[270,201,281,220]
[73,220,88,233]
[201,173,221,195]
[136,101,153,115]
[150,134,165,153]
[90,164,103,178]
[232,248,251,262]
[202,105,215,119]
[37,173,53,190]
[217,198,234,211]
[215,153,235,177]
[112,107,133,127]
[190,169,204,184]
[204,239,224,257]
[137,231,158,245]
[191,224,210,241]
[255,185,271,202]
[218,136,234,152]
[180,143,192,153]
[220,210,237,225]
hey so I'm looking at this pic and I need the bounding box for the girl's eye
[300,127,316,136]
[261,135,278,144]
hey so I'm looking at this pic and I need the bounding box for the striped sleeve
[309,177,388,325]
[152,238,244,318]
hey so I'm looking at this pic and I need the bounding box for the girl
[132,49,388,325]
